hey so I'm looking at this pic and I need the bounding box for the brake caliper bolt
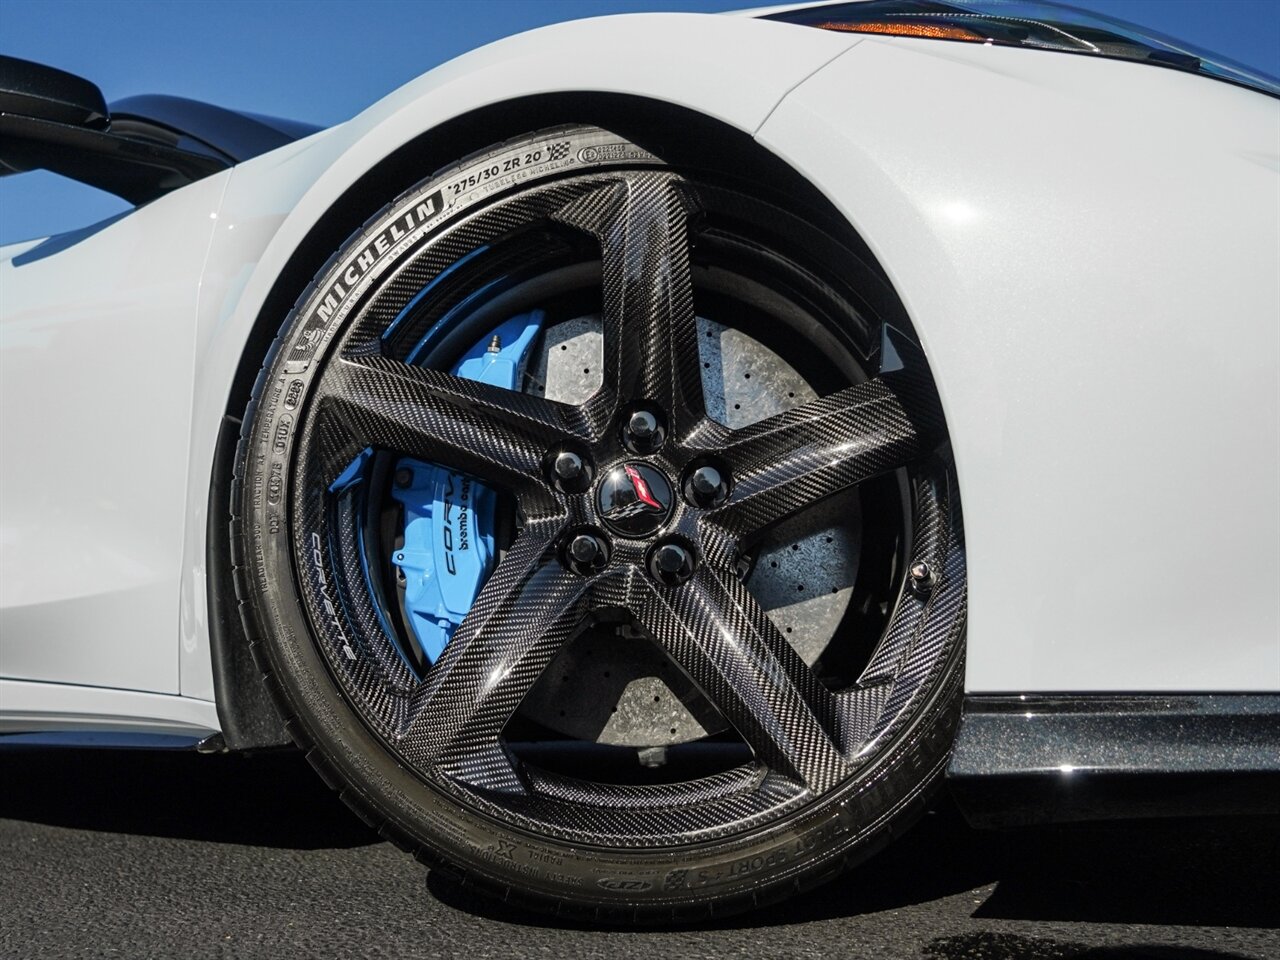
[622,406,667,455]
[563,529,610,576]
[908,561,936,596]
[648,540,696,587]
[394,467,413,488]
[684,462,731,509]
[545,447,593,494]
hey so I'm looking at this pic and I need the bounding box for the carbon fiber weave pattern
[284,165,966,846]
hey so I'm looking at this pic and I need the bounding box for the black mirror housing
[0,54,228,205]
[0,55,110,130]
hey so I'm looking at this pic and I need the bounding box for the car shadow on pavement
[425,799,1280,933]
[920,936,1261,960]
[3,746,1278,936]
[971,814,1280,930]
[0,746,378,849]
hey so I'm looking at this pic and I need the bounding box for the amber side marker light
[817,21,988,42]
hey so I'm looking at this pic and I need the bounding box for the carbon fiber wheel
[233,126,966,921]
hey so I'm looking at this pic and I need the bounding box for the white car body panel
[1,173,228,696]
[0,679,219,738]
[759,37,1280,692]
[0,13,1275,735]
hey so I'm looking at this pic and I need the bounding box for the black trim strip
[0,112,228,204]
[947,694,1280,827]
[110,95,320,164]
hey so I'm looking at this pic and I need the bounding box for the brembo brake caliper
[388,311,543,663]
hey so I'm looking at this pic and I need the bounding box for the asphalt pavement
[0,748,1276,960]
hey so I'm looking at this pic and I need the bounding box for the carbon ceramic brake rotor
[518,315,859,747]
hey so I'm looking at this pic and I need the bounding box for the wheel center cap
[596,462,673,537]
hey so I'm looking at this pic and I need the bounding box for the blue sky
[2,0,1277,243]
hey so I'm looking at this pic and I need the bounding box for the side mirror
[0,55,109,131]
[0,54,227,204]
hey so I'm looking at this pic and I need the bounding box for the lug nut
[629,410,657,439]
[622,406,667,454]
[648,540,696,586]
[908,560,936,596]
[563,529,610,575]
[570,534,600,564]
[684,462,731,508]
[545,446,593,494]
[555,451,584,480]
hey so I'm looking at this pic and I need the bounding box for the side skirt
[947,694,1280,828]
[0,679,220,740]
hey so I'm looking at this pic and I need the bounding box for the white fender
[759,37,1280,693]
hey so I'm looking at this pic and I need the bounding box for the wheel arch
[199,97,909,748]
[219,92,893,437]
[190,12,886,743]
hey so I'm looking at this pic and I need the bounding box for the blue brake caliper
[387,310,544,663]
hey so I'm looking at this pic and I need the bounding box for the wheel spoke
[320,354,582,500]
[553,174,703,433]
[630,565,851,794]
[706,379,918,541]
[396,521,595,791]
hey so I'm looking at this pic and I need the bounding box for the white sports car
[2,0,1276,922]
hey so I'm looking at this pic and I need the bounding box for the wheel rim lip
[283,167,964,846]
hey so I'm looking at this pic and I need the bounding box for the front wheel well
[223,92,891,427]
[209,92,902,749]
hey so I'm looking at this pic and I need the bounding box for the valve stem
[908,561,936,597]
